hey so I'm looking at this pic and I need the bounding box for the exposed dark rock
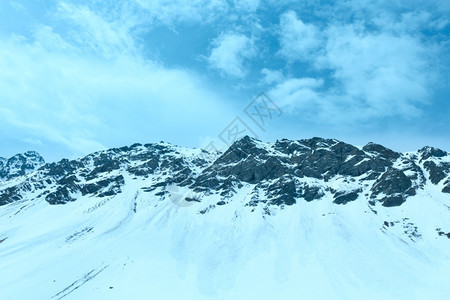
[362,171,382,180]
[80,175,124,197]
[187,137,404,204]
[274,139,310,155]
[333,189,361,205]
[0,186,23,206]
[86,156,122,180]
[46,159,85,177]
[199,205,215,214]
[210,155,289,185]
[419,146,447,161]
[127,158,159,176]
[383,221,395,227]
[363,143,400,160]
[300,184,324,202]
[46,186,77,205]
[190,137,290,194]
[190,174,221,193]
[58,175,80,186]
[437,230,450,239]
[185,197,201,202]
[371,168,415,207]
[0,151,45,181]
[423,161,449,184]
[288,139,392,179]
[266,177,298,206]
[398,158,426,189]
[217,177,239,197]
[442,184,450,194]
[382,196,406,207]
[371,168,413,195]
[0,137,448,210]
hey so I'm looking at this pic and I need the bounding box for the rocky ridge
[0,136,449,211]
[0,151,45,181]
[1,137,450,299]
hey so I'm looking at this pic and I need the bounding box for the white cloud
[261,68,285,85]
[9,1,25,12]
[272,7,437,123]
[371,10,448,33]
[0,0,447,158]
[269,78,324,113]
[0,2,235,160]
[233,0,260,13]
[322,24,431,116]
[278,11,322,61]
[55,2,138,58]
[207,32,257,78]
[133,0,230,25]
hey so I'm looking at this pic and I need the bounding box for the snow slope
[0,137,449,299]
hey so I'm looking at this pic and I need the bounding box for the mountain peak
[362,142,400,160]
[0,138,449,299]
[1,138,449,208]
[213,135,267,164]
[0,151,45,181]
[231,135,261,147]
[418,146,447,160]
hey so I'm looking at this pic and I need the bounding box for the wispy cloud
[261,68,285,85]
[133,0,230,25]
[0,1,235,159]
[272,4,442,123]
[278,11,322,61]
[0,0,449,158]
[55,2,138,58]
[207,32,257,78]
[233,0,260,12]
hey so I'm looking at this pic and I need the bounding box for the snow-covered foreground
[1,176,449,300]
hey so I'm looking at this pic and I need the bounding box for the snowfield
[1,178,449,299]
[0,138,449,299]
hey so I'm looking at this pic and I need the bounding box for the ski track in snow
[51,264,109,300]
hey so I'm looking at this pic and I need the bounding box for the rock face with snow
[0,151,45,181]
[2,137,448,209]
[0,137,449,299]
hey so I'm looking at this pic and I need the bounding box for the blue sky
[0,0,449,161]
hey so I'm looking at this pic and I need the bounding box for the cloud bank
[0,1,235,160]
[271,5,444,123]
[0,0,449,159]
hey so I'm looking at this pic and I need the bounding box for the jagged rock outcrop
[0,136,449,209]
[0,151,45,181]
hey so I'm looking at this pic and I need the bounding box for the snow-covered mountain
[0,137,449,299]
[0,151,45,181]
